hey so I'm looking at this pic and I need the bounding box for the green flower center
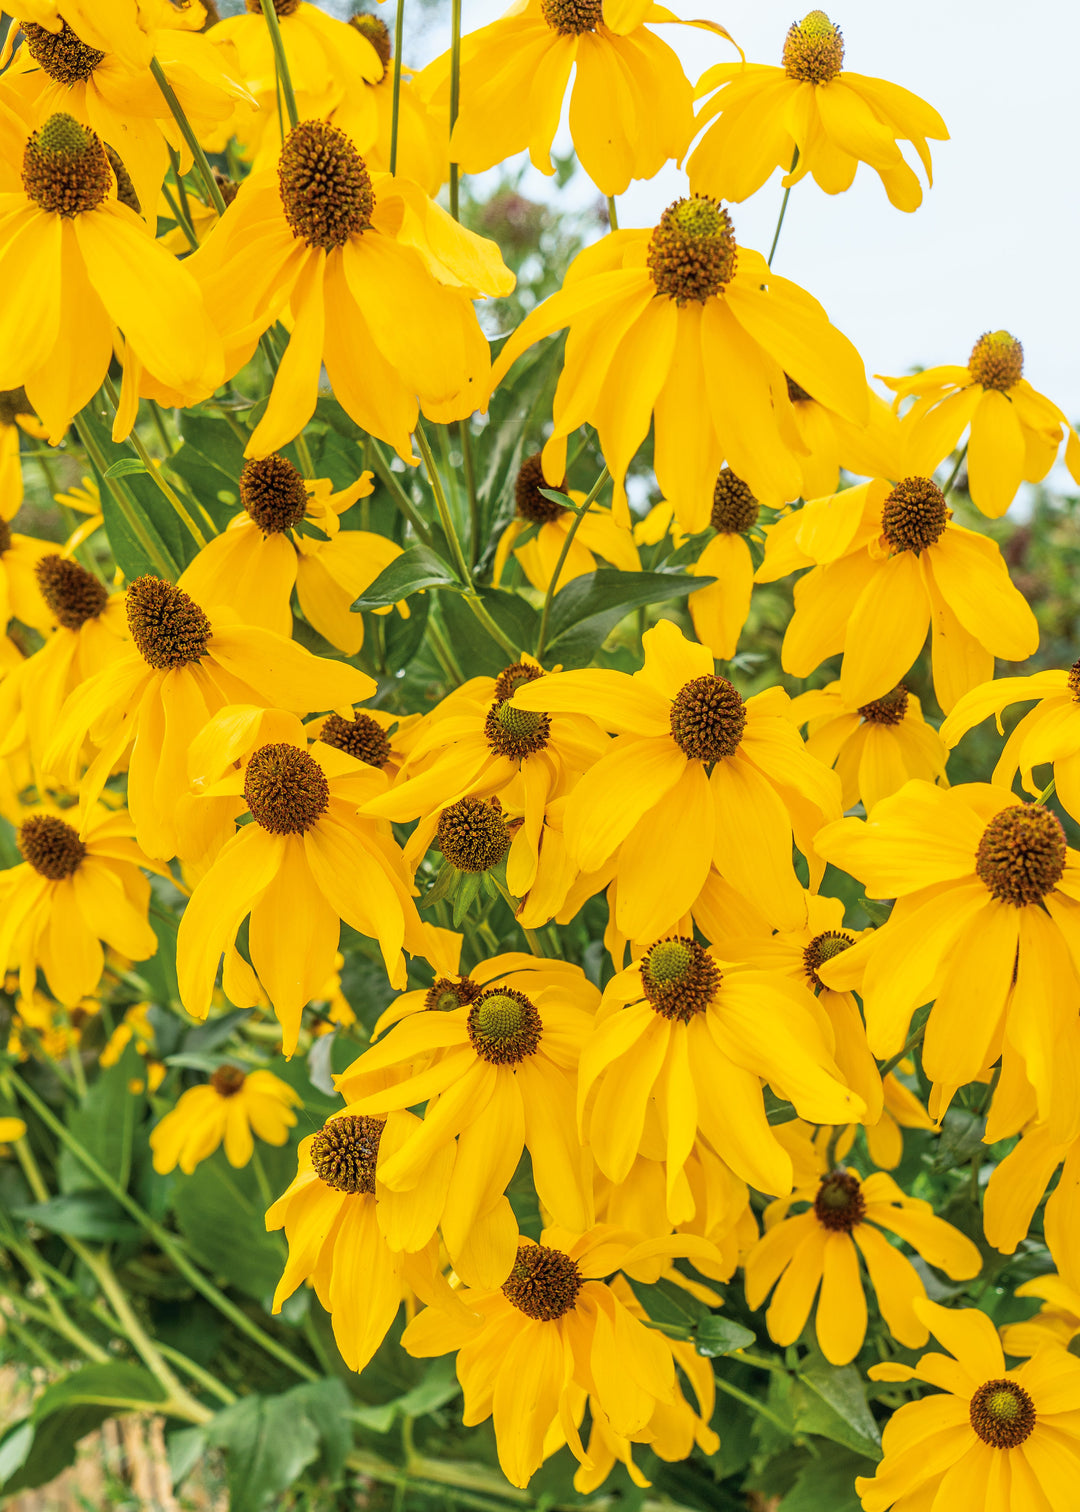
[424,975,482,1013]
[647,196,738,305]
[814,1171,865,1232]
[467,988,543,1065]
[485,696,550,760]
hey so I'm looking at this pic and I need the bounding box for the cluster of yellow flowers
[2,1,1080,1507]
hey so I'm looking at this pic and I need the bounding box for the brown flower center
[968,331,1024,393]
[711,469,759,534]
[350,13,391,75]
[437,796,511,873]
[640,937,721,1023]
[670,674,747,762]
[22,113,112,216]
[782,10,844,83]
[310,1114,384,1195]
[648,196,738,304]
[126,575,212,670]
[21,19,104,83]
[210,1065,246,1097]
[858,686,909,726]
[975,804,1066,905]
[1069,659,1080,704]
[880,476,949,554]
[319,712,391,769]
[495,660,545,703]
[35,554,108,631]
[485,697,551,760]
[278,120,375,251]
[814,1171,865,1231]
[969,1379,1037,1448]
[467,988,542,1064]
[502,1242,583,1320]
[540,0,602,35]
[239,453,309,534]
[19,814,86,880]
[244,743,330,835]
[245,0,300,13]
[424,975,483,1013]
[514,453,567,525]
[803,929,855,990]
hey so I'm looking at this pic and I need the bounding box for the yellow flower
[493,455,639,593]
[941,666,1080,823]
[580,934,863,1206]
[402,1225,722,1489]
[858,1299,1080,1511]
[0,388,47,519]
[1002,1276,1080,1360]
[746,1164,979,1366]
[370,948,588,1039]
[305,705,418,786]
[11,0,155,70]
[757,471,1039,712]
[510,618,841,937]
[188,118,514,462]
[176,709,427,1055]
[881,330,1080,518]
[0,802,157,1004]
[0,1117,27,1143]
[419,0,735,197]
[331,16,446,196]
[489,194,867,526]
[790,680,949,813]
[335,956,598,1286]
[816,782,1080,1140]
[100,999,155,1066]
[0,516,63,633]
[0,108,223,442]
[149,1064,300,1175]
[46,573,373,861]
[784,381,908,504]
[984,1126,1080,1285]
[267,1109,464,1374]
[689,10,948,212]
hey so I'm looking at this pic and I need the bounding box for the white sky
[407,0,1080,426]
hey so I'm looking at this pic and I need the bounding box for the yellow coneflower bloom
[267,1109,465,1375]
[306,705,419,788]
[858,1299,1080,1511]
[489,193,866,526]
[0,515,62,633]
[46,573,373,861]
[579,934,863,1207]
[176,709,426,1056]
[682,467,759,659]
[13,0,153,70]
[746,1164,979,1366]
[370,949,592,1039]
[188,118,514,462]
[756,470,1039,712]
[493,455,639,593]
[881,330,1080,518]
[331,15,446,196]
[784,382,907,504]
[511,617,841,937]
[984,1125,1080,1285]
[0,108,223,442]
[690,10,948,212]
[816,781,1080,1141]
[0,803,157,1004]
[99,999,154,1066]
[335,958,598,1287]
[402,1225,722,1490]
[149,1064,300,1175]
[790,680,948,814]
[1002,1275,1080,1359]
[941,665,1080,824]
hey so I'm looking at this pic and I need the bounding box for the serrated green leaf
[350,545,461,609]
[695,1316,757,1356]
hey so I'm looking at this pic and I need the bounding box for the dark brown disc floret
[647,196,738,304]
[814,1171,866,1232]
[670,674,747,762]
[19,814,86,880]
[21,19,104,83]
[858,686,909,726]
[239,453,309,534]
[502,1242,583,1320]
[969,1379,1037,1448]
[210,1065,246,1098]
[35,554,108,630]
[425,974,483,1013]
[22,113,112,216]
[711,469,759,534]
[539,0,602,35]
[319,712,392,769]
[278,119,375,250]
[485,696,551,760]
[244,743,330,834]
[782,10,845,83]
[245,0,300,13]
[467,987,542,1064]
[514,453,568,525]
[437,796,511,873]
[310,1114,385,1194]
[494,660,545,703]
[1069,659,1080,704]
[350,12,391,74]
[126,575,212,670]
[803,929,855,990]
[967,331,1024,393]
[640,937,721,1023]
[975,804,1066,905]
[880,476,950,554]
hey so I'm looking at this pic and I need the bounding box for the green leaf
[282,1379,353,1485]
[77,400,188,575]
[58,1043,144,1196]
[0,1421,34,1486]
[173,1154,284,1302]
[350,545,461,609]
[765,1090,799,1126]
[104,458,149,478]
[438,587,537,678]
[544,571,712,669]
[695,1316,757,1356]
[33,1363,167,1418]
[778,1443,878,1512]
[858,897,893,926]
[793,1363,882,1460]
[15,1191,139,1242]
[353,1358,459,1434]
[206,1393,322,1512]
[626,1276,708,1333]
[0,1408,113,1495]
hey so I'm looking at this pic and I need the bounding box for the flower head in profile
[690,10,948,211]
[984,1124,1080,1283]
[493,455,640,593]
[488,194,867,527]
[12,0,155,70]
[790,680,948,813]
[331,14,446,195]
[881,330,1080,517]
[149,1064,300,1175]
[858,1299,1080,1510]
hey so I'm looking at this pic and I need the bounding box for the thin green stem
[260,0,299,130]
[161,176,199,252]
[68,1039,87,1099]
[103,376,208,548]
[534,465,609,660]
[150,401,176,457]
[292,427,315,480]
[389,0,406,175]
[941,440,969,499]
[606,195,619,230]
[713,1372,796,1435]
[490,875,544,956]
[369,439,432,544]
[824,1124,843,1173]
[1035,777,1057,806]
[75,411,178,580]
[167,144,195,236]
[449,0,463,219]
[426,604,465,686]
[150,58,227,216]
[767,148,799,267]
[877,1023,926,1082]
[460,422,479,568]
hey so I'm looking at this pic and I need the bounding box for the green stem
[150,58,227,216]
[460,422,479,568]
[369,439,432,544]
[167,144,195,236]
[877,1023,926,1082]
[606,195,619,230]
[941,440,969,499]
[150,401,176,457]
[292,427,315,480]
[103,376,208,548]
[713,1372,797,1436]
[389,0,406,175]
[1035,777,1057,807]
[161,175,199,252]
[426,602,465,686]
[767,148,799,267]
[260,0,299,131]
[75,410,178,580]
[490,875,544,957]
[534,465,609,660]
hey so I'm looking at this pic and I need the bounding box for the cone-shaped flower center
[711,469,759,534]
[437,796,511,872]
[1069,658,1080,705]
[968,330,1024,393]
[783,10,845,83]
[319,712,391,768]
[244,743,330,834]
[540,0,602,35]
[245,0,300,13]
[279,120,375,251]
[975,804,1066,905]
[311,1114,385,1194]
[814,1171,865,1232]
[126,576,212,670]
[485,695,550,760]
[467,987,542,1064]
[648,195,738,304]
[495,660,544,703]
[424,974,483,1013]
[210,1065,246,1098]
[502,1242,583,1320]
[350,12,391,75]
[35,554,108,631]
[969,1379,1036,1448]
[858,686,909,725]
[21,19,104,83]
[514,453,567,524]
[23,113,112,216]
[670,674,747,762]
[881,476,949,554]
[803,929,855,990]
[641,936,721,1022]
[239,453,309,534]
[19,814,86,880]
